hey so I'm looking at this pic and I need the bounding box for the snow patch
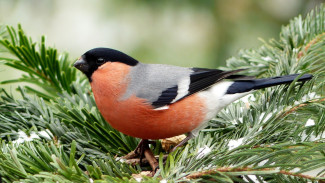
[243,175,266,183]
[231,117,243,125]
[13,130,53,144]
[115,157,125,163]
[196,145,212,159]
[291,168,301,173]
[257,126,263,132]
[240,94,256,103]
[13,131,40,144]
[305,119,315,127]
[302,92,319,102]
[228,138,244,150]
[262,56,272,61]
[259,112,273,122]
[303,166,325,177]
[301,130,325,141]
[160,179,167,183]
[38,129,52,139]
[135,177,142,182]
[258,159,268,166]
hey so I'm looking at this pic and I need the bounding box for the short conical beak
[74,58,89,73]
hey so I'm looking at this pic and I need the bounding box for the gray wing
[121,63,245,109]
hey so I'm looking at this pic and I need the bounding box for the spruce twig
[0,4,324,183]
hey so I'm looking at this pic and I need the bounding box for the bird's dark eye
[96,58,105,64]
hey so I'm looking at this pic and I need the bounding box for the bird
[74,47,313,153]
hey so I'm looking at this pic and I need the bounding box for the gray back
[120,63,192,104]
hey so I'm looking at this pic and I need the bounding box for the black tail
[226,74,313,94]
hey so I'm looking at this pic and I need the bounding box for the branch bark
[280,97,325,117]
[298,32,325,59]
[186,167,319,181]
[144,148,159,173]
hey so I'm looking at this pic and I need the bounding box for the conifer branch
[0,4,324,183]
[281,97,325,117]
[186,167,321,181]
[0,24,80,99]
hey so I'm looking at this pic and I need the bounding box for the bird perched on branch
[74,47,312,154]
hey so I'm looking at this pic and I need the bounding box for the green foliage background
[0,4,324,183]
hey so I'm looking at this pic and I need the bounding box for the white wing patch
[171,77,190,103]
[153,105,170,110]
[153,77,190,110]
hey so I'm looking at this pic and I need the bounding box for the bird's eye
[96,58,105,64]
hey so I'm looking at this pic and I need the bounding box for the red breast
[91,62,207,139]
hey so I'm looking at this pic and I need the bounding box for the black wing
[151,86,178,108]
[184,68,246,98]
[151,68,246,108]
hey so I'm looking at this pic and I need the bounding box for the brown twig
[124,154,168,166]
[280,97,325,117]
[144,149,159,174]
[186,167,320,180]
[282,103,308,117]
[121,150,139,160]
[279,170,315,180]
[125,158,142,166]
[186,167,253,179]
[297,32,325,59]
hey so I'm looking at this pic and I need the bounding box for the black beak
[74,58,89,73]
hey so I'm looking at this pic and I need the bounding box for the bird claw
[169,132,194,153]
[134,139,149,166]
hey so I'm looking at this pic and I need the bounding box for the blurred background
[0,0,324,91]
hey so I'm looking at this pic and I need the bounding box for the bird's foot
[122,139,156,160]
[169,132,194,153]
[121,139,157,175]
[134,139,149,165]
[123,134,192,176]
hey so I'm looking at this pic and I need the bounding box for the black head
[74,47,139,81]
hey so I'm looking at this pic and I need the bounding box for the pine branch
[0,4,324,183]
[280,97,325,117]
[0,24,80,99]
[0,87,138,156]
[0,24,139,156]
[0,140,139,182]
[186,167,320,181]
[155,4,325,182]
[222,5,325,77]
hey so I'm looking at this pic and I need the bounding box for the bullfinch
[74,47,313,152]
